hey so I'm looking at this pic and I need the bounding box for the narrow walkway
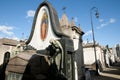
[91,66,120,80]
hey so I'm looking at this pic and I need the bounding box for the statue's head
[4,52,10,64]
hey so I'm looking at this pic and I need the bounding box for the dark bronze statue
[0,52,10,80]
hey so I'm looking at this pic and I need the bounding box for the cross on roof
[62,7,66,13]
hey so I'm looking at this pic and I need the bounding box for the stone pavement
[91,63,120,80]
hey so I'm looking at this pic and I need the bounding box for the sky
[0,0,120,47]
